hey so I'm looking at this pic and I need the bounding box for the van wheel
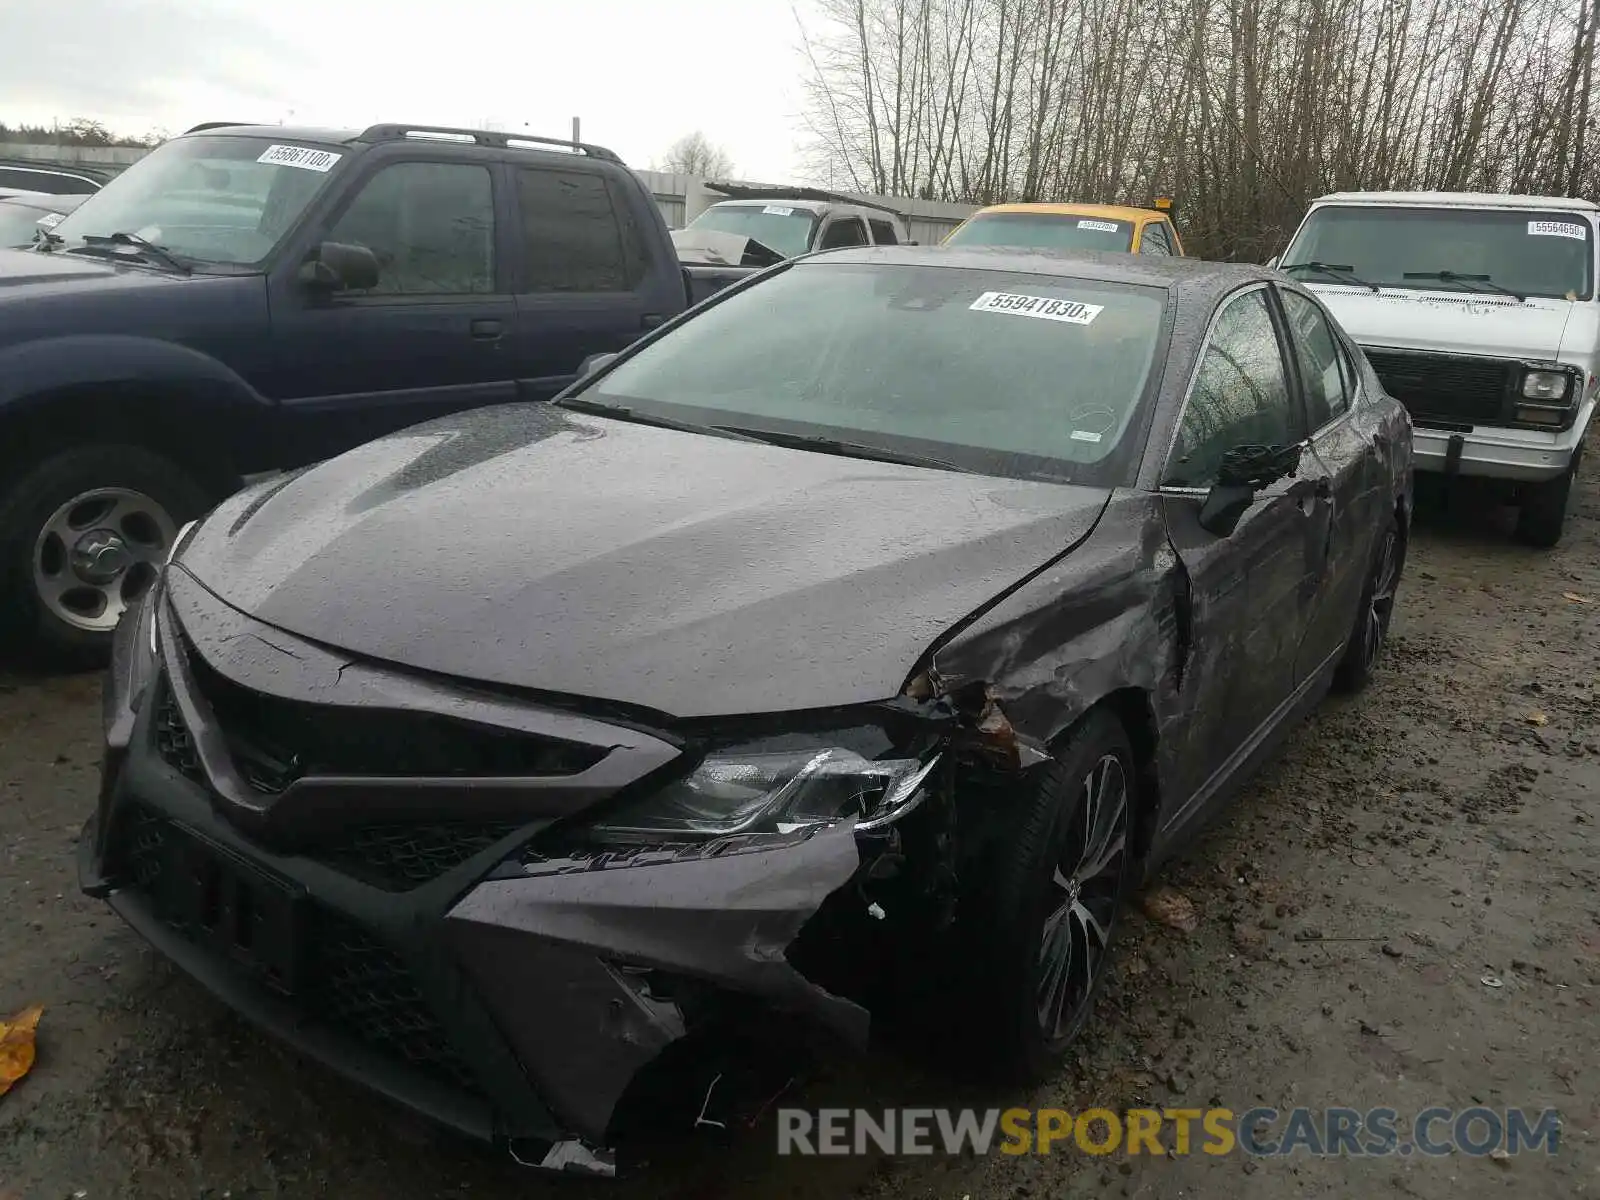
[967,710,1136,1082]
[0,445,211,666]
[1515,447,1581,548]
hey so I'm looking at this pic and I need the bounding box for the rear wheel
[1333,511,1404,693]
[0,445,210,665]
[969,710,1136,1082]
[1515,446,1581,548]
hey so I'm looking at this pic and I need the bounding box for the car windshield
[686,204,818,257]
[47,135,344,269]
[578,262,1167,484]
[945,212,1135,252]
[0,201,53,248]
[1282,205,1594,300]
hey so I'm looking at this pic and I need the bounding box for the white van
[1276,191,1596,545]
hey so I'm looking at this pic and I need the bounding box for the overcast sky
[0,0,820,181]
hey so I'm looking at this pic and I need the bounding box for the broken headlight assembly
[582,746,940,841]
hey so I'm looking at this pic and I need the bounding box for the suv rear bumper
[1412,402,1592,481]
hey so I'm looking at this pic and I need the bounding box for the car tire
[0,444,211,666]
[1514,445,1581,548]
[967,709,1137,1083]
[1333,509,1405,694]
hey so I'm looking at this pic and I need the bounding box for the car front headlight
[585,746,939,840]
[1521,369,1573,402]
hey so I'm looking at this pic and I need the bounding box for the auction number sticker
[969,291,1103,325]
[763,205,796,216]
[1528,219,1587,240]
[1077,219,1120,232]
[257,144,343,172]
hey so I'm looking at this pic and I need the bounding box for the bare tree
[654,130,735,177]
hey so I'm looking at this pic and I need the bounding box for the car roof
[969,202,1169,222]
[807,244,1262,293]
[1312,190,1600,212]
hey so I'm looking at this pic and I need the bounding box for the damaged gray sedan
[80,247,1412,1172]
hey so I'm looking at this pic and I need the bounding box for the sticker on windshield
[1077,219,1120,233]
[762,205,795,216]
[1069,429,1103,443]
[257,144,342,172]
[969,291,1103,325]
[35,211,63,228]
[1528,219,1587,241]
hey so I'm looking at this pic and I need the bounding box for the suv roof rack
[704,182,905,217]
[355,124,622,163]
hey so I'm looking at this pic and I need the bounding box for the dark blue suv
[0,122,744,661]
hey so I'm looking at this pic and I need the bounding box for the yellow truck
[943,200,1184,256]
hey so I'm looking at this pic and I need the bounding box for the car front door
[266,156,518,462]
[508,165,681,401]
[1279,286,1381,681]
[1158,285,1320,810]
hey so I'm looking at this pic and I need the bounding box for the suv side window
[868,218,899,245]
[1280,289,1351,427]
[1139,222,1173,256]
[326,161,494,295]
[819,217,868,249]
[517,167,644,292]
[1165,288,1305,486]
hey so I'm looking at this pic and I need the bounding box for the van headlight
[1521,370,1573,402]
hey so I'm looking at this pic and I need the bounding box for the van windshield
[1282,205,1593,300]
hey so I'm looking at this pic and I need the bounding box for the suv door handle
[470,318,503,340]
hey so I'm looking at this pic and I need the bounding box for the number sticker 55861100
[969,291,1104,325]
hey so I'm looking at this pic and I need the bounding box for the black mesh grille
[312,822,525,891]
[179,641,604,795]
[1363,348,1513,422]
[153,683,202,783]
[311,910,478,1090]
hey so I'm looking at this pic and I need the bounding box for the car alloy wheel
[1358,524,1401,674]
[1036,753,1129,1043]
[31,487,177,634]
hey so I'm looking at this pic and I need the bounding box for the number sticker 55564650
[969,291,1104,325]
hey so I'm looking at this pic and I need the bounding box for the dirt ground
[2,463,1596,1200]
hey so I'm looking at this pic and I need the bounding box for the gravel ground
[2,462,1597,1199]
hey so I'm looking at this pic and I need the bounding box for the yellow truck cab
[943,200,1184,256]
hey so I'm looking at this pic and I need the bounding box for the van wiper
[554,396,761,442]
[79,232,192,274]
[1282,261,1379,292]
[1402,270,1525,302]
[713,424,969,473]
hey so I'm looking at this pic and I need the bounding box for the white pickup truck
[1276,191,1596,545]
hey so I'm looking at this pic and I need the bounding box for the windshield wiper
[1282,261,1380,292]
[78,232,192,274]
[1402,270,1525,302]
[553,396,762,441]
[712,424,970,473]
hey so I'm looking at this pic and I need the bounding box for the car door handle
[470,318,503,341]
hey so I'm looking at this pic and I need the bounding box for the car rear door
[1158,285,1320,808]
[506,164,681,401]
[1278,286,1381,681]
[265,153,518,461]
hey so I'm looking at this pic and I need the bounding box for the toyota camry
[81,247,1412,1173]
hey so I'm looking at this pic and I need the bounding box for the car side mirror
[578,352,618,379]
[298,241,379,292]
[1197,443,1303,537]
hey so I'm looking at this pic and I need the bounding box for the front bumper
[1411,405,1591,482]
[80,572,873,1160]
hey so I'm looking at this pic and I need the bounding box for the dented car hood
[179,404,1110,718]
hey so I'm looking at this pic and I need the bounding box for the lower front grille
[153,683,202,784]
[1363,348,1513,423]
[312,822,525,892]
[111,803,480,1094]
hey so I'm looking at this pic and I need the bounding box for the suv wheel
[1515,445,1582,548]
[0,445,211,665]
[970,709,1137,1082]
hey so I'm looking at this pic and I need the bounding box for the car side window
[1280,290,1351,428]
[325,162,494,295]
[1139,223,1173,256]
[819,217,868,249]
[1165,288,1305,487]
[868,218,899,245]
[517,167,645,292]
